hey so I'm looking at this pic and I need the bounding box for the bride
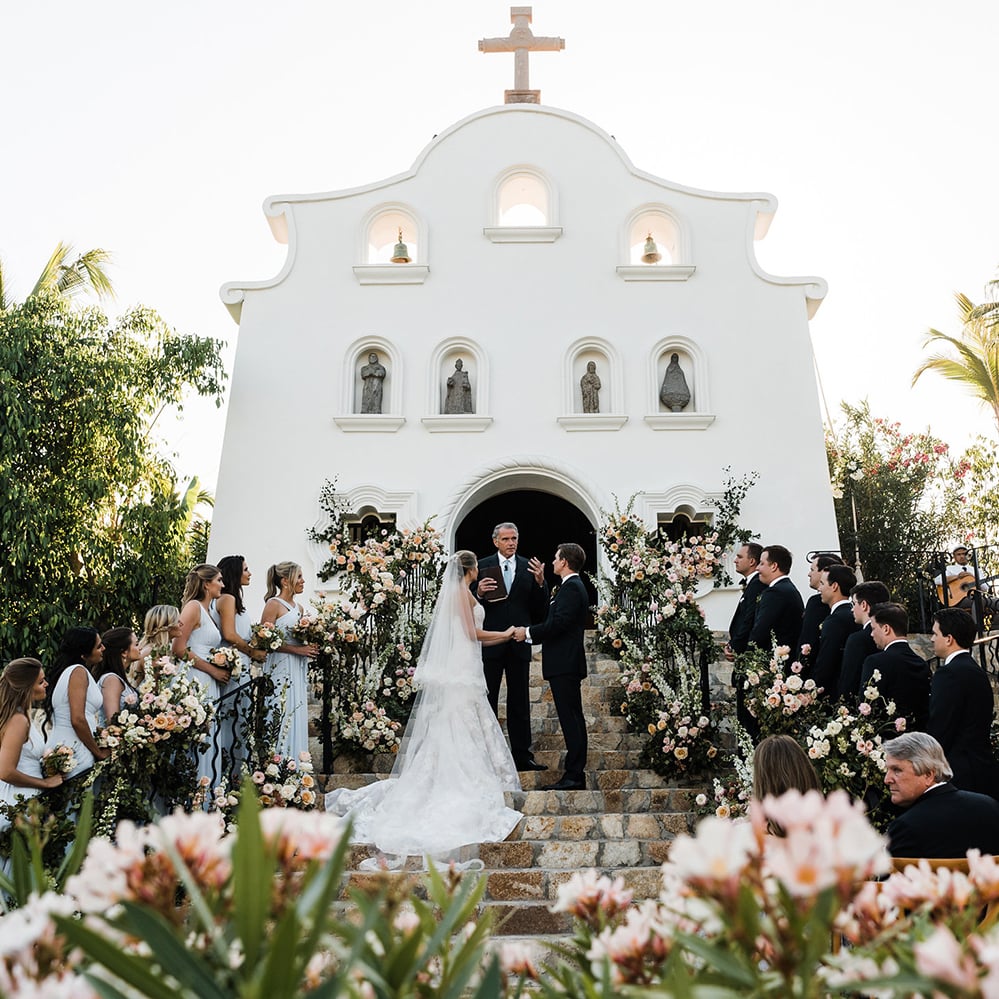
[325,550,523,865]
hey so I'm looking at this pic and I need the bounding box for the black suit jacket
[838,623,876,700]
[476,553,549,662]
[859,641,930,730]
[927,651,999,798]
[809,602,859,697]
[748,577,804,652]
[529,574,588,680]
[729,573,766,655]
[797,593,830,662]
[887,783,999,858]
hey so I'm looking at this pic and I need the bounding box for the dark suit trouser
[548,673,587,782]
[484,646,533,763]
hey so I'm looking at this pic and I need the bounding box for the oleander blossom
[553,870,634,924]
[586,899,672,985]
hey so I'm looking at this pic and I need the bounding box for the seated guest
[838,580,891,701]
[752,734,822,836]
[927,608,999,799]
[884,732,999,858]
[809,564,859,698]
[797,553,843,665]
[862,603,930,730]
[748,546,804,653]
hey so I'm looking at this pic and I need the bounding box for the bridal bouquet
[249,621,285,654]
[208,645,243,680]
[40,743,77,778]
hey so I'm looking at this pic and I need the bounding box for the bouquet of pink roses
[248,621,285,654]
[40,743,77,778]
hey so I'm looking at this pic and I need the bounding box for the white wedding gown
[325,577,522,863]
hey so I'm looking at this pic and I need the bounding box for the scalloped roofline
[220,104,827,323]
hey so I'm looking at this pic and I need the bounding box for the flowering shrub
[739,641,824,740]
[211,751,319,819]
[340,699,403,753]
[643,698,718,779]
[0,791,499,998]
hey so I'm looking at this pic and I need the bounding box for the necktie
[503,559,513,589]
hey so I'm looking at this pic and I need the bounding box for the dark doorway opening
[454,489,599,611]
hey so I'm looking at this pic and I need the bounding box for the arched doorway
[455,489,599,608]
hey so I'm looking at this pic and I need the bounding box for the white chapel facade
[212,14,838,629]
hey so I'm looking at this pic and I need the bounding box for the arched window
[366,207,420,264]
[498,172,549,226]
[628,211,678,265]
[617,206,694,282]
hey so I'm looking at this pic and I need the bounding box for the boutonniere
[550,584,560,603]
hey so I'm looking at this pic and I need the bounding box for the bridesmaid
[214,555,266,765]
[172,565,229,788]
[96,628,143,724]
[0,658,63,832]
[140,605,181,657]
[43,628,109,780]
[260,562,318,761]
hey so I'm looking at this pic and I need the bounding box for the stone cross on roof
[479,6,565,105]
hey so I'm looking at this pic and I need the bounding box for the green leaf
[54,915,180,999]
[113,902,228,999]
[56,791,94,889]
[230,778,272,969]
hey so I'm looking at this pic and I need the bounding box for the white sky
[4,1,998,490]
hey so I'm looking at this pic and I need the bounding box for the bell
[641,233,662,264]
[390,227,411,264]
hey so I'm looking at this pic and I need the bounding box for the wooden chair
[891,857,999,931]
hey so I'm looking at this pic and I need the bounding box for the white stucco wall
[212,104,837,629]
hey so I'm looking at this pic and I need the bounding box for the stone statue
[444,358,473,414]
[579,360,601,414]
[659,352,691,412]
[360,351,386,414]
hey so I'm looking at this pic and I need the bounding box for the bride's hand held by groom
[512,626,527,642]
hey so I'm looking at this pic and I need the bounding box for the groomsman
[926,608,999,799]
[516,543,589,791]
[838,580,890,700]
[809,564,859,698]
[797,553,843,664]
[476,521,549,771]
[724,542,765,737]
[748,545,804,653]
[863,602,930,730]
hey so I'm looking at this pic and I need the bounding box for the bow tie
[740,578,747,589]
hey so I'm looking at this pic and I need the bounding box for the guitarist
[934,547,999,627]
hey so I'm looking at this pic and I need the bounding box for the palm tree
[0,241,114,312]
[912,291,999,436]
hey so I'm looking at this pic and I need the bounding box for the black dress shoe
[517,760,548,772]
[542,777,585,791]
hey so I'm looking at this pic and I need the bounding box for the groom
[515,542,589,791]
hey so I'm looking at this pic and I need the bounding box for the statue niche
[659,352,691,412]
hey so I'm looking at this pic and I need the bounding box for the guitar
[937,572,976,606]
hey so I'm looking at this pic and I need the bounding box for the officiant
[474,522,549,772]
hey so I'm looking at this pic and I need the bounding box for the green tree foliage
[913,290,999,437]
[826,401,965,613]
[0,294,225,658]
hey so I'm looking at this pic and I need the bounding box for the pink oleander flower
[666,816,757,897]
[914,925,980,993]
[499,941,540,979]
[553,869,634,922]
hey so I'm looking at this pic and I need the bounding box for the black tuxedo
[729,572,766,737]
[927,651,999,799]
[729,573,766,656]
[476,553,549,766]
[838,623,876,700]
[859,641,930,730]
[796,593,830,663]
[529,574,589,783]
[887,782,999,858]
[809,602,859,698]
[748,577,804,653]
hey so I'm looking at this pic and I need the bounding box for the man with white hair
[883,732,999,858]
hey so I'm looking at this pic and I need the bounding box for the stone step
[505,787,695,814]
[505,710,628,732]
[323,769,699,795]
[346,835,676,874]
[531,731,646,751]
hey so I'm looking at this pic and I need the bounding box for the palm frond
[29,241,73,298]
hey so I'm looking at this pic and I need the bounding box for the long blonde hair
[0,658,42,743]
[181,564,220,605]
[143,604,180,650]
[265,562,302,601]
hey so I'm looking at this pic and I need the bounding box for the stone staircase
[323,635,705,942]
